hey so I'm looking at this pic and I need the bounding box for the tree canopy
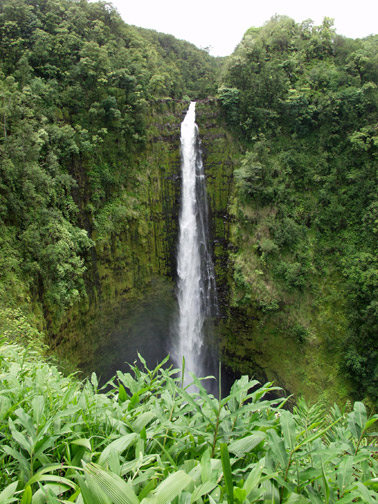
[219,16,378,401]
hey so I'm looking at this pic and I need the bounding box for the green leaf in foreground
[83,463,139,504]
[220,443,234,504]
[141,470,192,504]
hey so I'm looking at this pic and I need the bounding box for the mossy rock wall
[53,99,242,378]
[195,100,241,307]
[52,100,187,373]
[49,97,349,404]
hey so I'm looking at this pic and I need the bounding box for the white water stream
[174,102,218,384]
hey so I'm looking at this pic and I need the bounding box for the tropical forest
[1,0,378,502]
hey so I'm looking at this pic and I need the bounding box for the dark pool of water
[61,278,237,397]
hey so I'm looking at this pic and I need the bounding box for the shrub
[0,342,377,502]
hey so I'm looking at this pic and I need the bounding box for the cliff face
[195,101,239,307]
[52,100,186,376]
[45,99,349,403]
[53,99,241,380]
[51,100,248,377]
[196,102,271,386]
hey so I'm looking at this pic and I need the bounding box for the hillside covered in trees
[1,0,378,414]
[1,0,378,501]
[218,16,378,403]
[0,0,218,333]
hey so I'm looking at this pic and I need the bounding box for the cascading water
[173,101,218,386]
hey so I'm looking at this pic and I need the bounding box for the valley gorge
[3,2,378,500]
[1,0,378,407]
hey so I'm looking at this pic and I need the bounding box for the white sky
[108,0,378,56]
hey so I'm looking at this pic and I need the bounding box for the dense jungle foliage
[219,16,378,402]
[0,0,217,330]
[1,0,378,499]
[1,0,378,435]
[1,341,378,502]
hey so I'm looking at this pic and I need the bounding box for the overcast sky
[107,0,378,56]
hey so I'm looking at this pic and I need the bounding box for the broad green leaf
[188,373,218,415]
[138,479,157,501]
[98,433,138,465]
[364,417,378,431]
[280,410,296,451]
[31,483,72,504]
[108,447,122,476]
[298,466,322,485]
[337,490,366,504]
[228,433,265,458]
[353,402,367,429]
[233,487,246,503]
[15,408,36,439]
[84,463,139,504]
[21,486,32,504]
[190,482,218,503]
[355,482,375,504]
[175,386,215,428]
[141,470,192,504]
[348,412,362,440]
[200,448,212,484]
[77,474,111,504]
[132,411,155,432]
[261,479,280,504]
[71,438,92,451]
[244,458,265,496]
[33,434,57,459]
[28,474,77,489]
[31,396,45,426]
[306,485,324,504]
[220,443,234,504]
[2,445,30,476]
[220,377,260,408]
[253,384,284,404]
[119,384,127,404]
[336,456,354,496]
[266,429,288,468]
[9,418,31,453]
[132,469,158,487]
[0,481,18,502]
[91,372,98,391]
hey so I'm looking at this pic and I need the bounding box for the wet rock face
[54,99,252,385]
[53,100,188,371]
[195,102,238,312]
[83,98,240,317]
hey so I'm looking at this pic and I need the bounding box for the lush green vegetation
[219,16,378,402]
[2,4,378,499]
[1,340,378,502]
[1,0,378,436]
[0,0,217,334]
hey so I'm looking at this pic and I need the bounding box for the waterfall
[173,101,218,386]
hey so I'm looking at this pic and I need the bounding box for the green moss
[52,101,187,371]
[220,197,353,404]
